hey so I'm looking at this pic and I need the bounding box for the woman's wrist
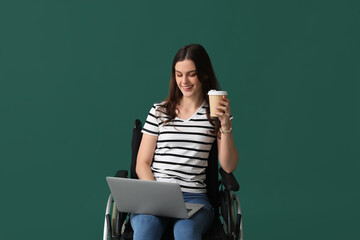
[220,123,232,133]
[219,116,233,133]
[220,127,232,133]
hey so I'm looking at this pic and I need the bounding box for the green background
[1,0,359,239]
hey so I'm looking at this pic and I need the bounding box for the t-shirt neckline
[175,101,206,122]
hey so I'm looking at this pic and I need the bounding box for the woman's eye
[176,74,182,77]
[189,73,197,77]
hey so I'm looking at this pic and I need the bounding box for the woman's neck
[178,96,204,111]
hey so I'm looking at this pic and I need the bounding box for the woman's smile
[182,85,194,91]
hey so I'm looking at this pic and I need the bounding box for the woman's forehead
[175,59,196,72]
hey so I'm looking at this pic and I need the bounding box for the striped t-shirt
[142,101,217,193]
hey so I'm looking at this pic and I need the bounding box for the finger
[216,106,228,112]
[216,104,230,111]
[218,101,231,114]
[222,95,230,103]
[215,110,231,118]
[219,100,229,106]
[215,111,225,117]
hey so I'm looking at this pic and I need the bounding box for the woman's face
[174,59,203,100]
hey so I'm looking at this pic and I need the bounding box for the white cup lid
[208,89,228,95]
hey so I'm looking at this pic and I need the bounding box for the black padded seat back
[130,119,142,179]
[205,140,220,212]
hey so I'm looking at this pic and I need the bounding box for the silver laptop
[106,177,203,219]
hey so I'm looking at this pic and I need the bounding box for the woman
[131,44,239,240]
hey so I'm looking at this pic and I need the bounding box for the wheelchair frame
[103,119,243,240]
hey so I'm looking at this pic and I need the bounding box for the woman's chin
[181,91,193,98]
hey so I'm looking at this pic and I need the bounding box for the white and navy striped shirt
[142,101,217,193]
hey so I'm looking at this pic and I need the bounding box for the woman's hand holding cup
[208,90,232,131]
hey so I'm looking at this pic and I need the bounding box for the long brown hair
[159,44,221,134]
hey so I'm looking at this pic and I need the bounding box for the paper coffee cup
[208,90,228,117]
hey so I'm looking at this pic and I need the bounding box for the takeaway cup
[208,90,228,117]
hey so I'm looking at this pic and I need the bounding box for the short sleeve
[141,104,159,136]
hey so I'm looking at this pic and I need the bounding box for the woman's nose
[182,75,190,83]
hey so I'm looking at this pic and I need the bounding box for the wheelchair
[103,119,243,240]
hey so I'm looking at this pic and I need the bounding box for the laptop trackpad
[185,203,204,218]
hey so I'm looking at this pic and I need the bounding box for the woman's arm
[136,133,158,180]
[217,124,239,173]
[215,96,239,173]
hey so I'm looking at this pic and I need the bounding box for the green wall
[1,0,359,239]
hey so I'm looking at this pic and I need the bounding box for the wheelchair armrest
[114,170,128,178]
[219,168,239,192]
